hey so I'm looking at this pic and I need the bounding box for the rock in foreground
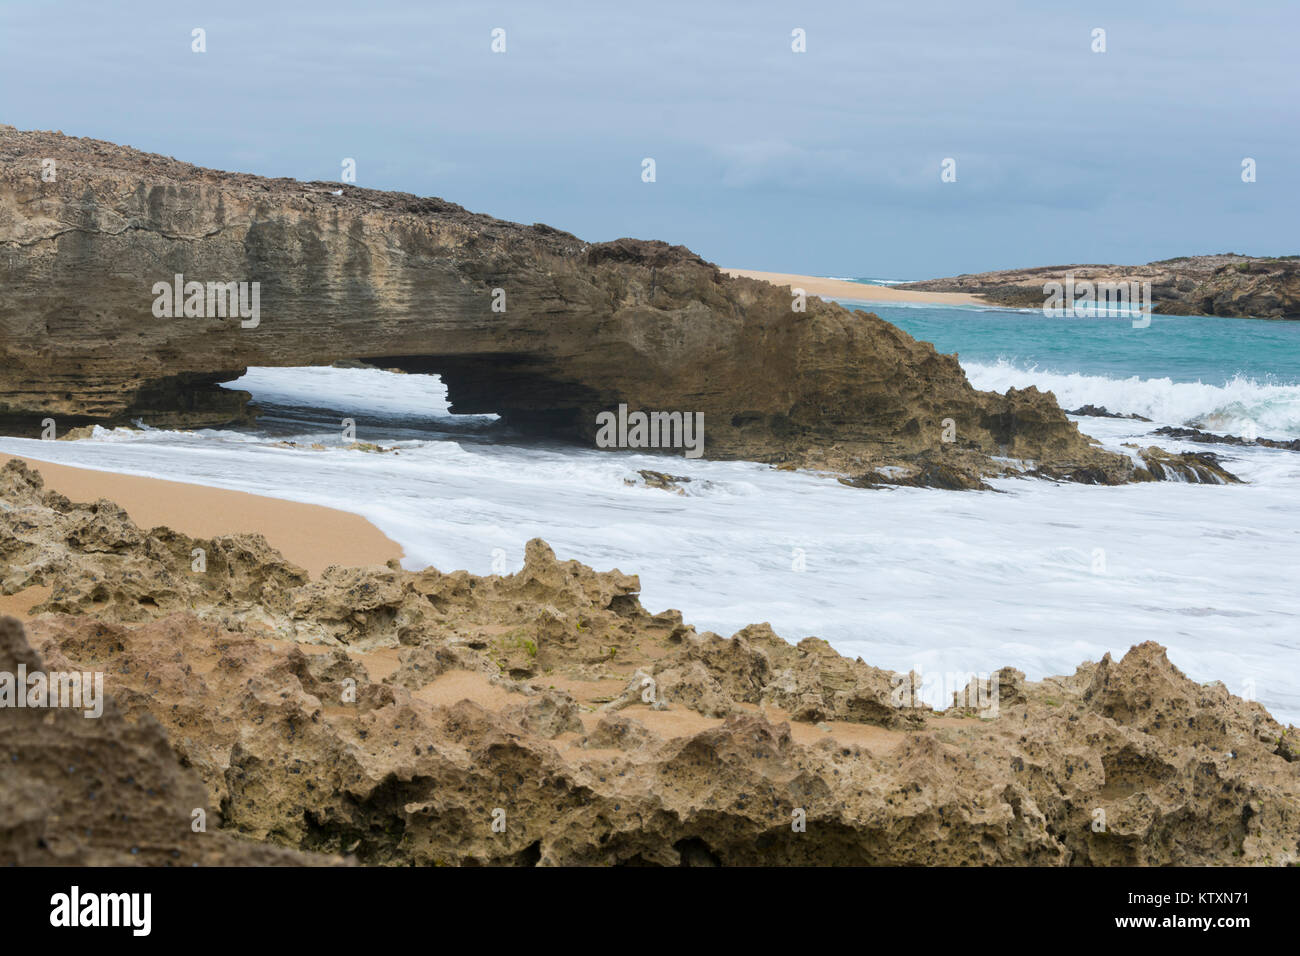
[2,460,1296,866]
[0,616,330,865]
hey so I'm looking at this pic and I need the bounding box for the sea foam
[2,363,1298,724]
[965,359,1300,440]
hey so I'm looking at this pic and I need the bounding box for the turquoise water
[830,299,1300,439]
[854,303,1300,386]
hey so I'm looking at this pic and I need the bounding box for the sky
[2,0,1296,278]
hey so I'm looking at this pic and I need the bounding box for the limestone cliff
[0,126,1136,487]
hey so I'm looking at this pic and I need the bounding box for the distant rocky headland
[0,125,1212,489]
[900,254,1300,319]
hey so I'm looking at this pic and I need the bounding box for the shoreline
[4,452,1295,867]
[723,268,987,307]
[0,454,403,579]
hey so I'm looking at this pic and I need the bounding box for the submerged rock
[1153,425,1300,452]
[635,470,691,494]
[1134,447,1242,484]
[1067,405,1153,422]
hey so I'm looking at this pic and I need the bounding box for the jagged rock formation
[0,617,328,865]
[0,126,1141,488]
[1131,447,1242,484]
[1152,425,1300,452]
[900,254,1300,319]
[1067,405,1152,422]
[2,460,1297,865]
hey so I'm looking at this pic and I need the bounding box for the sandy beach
[7,442,1294,870]
[0,454,403,579]
[0,452,906,757]
[724,268,985,306]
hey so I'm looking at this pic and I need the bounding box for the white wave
[832,297,993,312]
[822,276,914,286]
[964,359,1300,439]
[4,364,1299,724]
[227,366,498,422]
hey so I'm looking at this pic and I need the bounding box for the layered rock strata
[1,126,1142,488]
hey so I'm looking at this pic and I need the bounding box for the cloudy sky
[3,0,1295,277]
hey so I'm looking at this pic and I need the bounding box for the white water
[965,359,1300,440]
[3,365,1298,723]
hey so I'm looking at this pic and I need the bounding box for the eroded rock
[0,616,329,865]
[0,127,1141,489]
[3,461,1297,865]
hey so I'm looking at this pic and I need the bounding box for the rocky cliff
[900,254,1300,319]
[0,126,1139,487]
[2,460,1297,865]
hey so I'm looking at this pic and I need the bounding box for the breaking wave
[964,359,1300,439]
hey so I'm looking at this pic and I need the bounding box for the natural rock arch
[0,127,1133,487]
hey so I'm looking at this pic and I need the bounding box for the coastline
[723,268,987,306]
[3,453,1295,866]
[0,454,403,579]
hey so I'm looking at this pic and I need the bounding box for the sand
[724,268,984,306]
[0,453,957,760]
[2,455,403,578]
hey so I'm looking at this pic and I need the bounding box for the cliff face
[0,126,1134,487]
[3,460,1297,866]
[901,254,1300,319]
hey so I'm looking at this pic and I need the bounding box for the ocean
[4,302,1298,722]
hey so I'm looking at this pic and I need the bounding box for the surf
[964,359,1300,439]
